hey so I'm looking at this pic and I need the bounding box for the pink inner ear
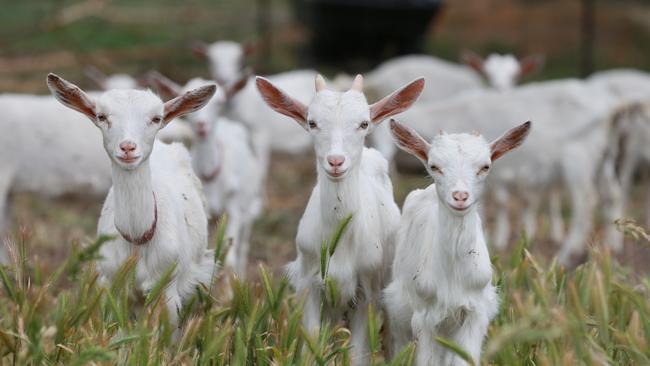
[490,121,531,161]
[462,50,485,74]
[519,55,544,77]
[49,76,96,119]
[164,85,216,123]
[256,78,307,123]
[191,42,208,59]
[390,119,430,162]
[147,72,181,99]
[370,78,424,123]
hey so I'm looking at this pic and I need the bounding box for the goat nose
[119,141,137,153]
[452,191,469,202]
[327,155,345,168]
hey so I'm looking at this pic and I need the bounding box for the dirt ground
[4,152,650,283]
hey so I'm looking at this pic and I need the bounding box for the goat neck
[317,159,362,225]
[435,201,482,260]
[111,158,157,244]
[192,130,223,182]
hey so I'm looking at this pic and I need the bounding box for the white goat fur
[256,74,423,365]
[85,69,195,144]
[587,69,650,223]
[0,94,112,262]
[200,41,247,89]
[367,53,541,163]
[181,78,263,278]
[196,41,321,156]
[47,74,217,327]
[384,120,531,365]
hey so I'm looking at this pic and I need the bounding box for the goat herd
[2,40,650,365]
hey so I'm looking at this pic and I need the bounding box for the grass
[1,212,649,365]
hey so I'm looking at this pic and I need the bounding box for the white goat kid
[256,74,424,365]
[84,66,140,90]
[461,51,544,91]
[148,73,263,279]
[47,74,217,327]
[192,40,255,89]
[384,120,531,365]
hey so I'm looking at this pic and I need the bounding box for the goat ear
[490,121,532,161]
[389,119,430,164]
[145,71,182,100]
[370,78,424,124]
[255,76,308,127]
[84,66,107,90]
[226,71,250,100]
[461,49,484,74]
[163,84,216,124]
[243,41,256,57]
[47,73,96,121]
[191,41,209,60]
[519,54,544,78]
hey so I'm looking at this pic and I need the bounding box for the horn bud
[351,74,363,92]
[315,74,327,92]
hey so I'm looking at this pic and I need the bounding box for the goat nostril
[452,191,469,202]
[119,141,137,153]
[327,155,345,168]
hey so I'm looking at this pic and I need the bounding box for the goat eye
[96,114,107,122]
[430,165,442,174]
[308,120,318,129]
[151,116,162,124]
[359,121,369,130]
[478,165,490,175]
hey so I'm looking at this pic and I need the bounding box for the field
[2,0,650,364]
[2,153,650,365]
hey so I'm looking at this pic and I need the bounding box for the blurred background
[2,0,649,92]
[2,0,650,276]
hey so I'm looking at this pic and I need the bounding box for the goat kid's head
[256,74,424,180]
[144,72,248,140]
[84,66,139,90]
[462,50,544,91]
[47,73,216,170]
[390,119,531,215]
[192,40,255,89]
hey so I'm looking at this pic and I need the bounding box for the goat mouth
[326,169,347,179]
[117,155,140,164]
[448,203,470,212]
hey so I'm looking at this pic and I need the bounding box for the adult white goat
[0,93,113,263]
[256,73,424,365]
[47,74,217,327]
[366,51,543,162]
[384,120,531,365]
[147,72,263,279]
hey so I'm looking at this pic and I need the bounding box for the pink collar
[116,192,158,245]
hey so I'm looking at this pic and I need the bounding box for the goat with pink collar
[47,74,217,328]
[384,120,531,365]
[256,74,424,365]
[147,72,263,279]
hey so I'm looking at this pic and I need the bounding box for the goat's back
[0,94,111,197]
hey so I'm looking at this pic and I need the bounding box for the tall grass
[0,221,649,365]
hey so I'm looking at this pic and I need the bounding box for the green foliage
[0,227,649,365]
